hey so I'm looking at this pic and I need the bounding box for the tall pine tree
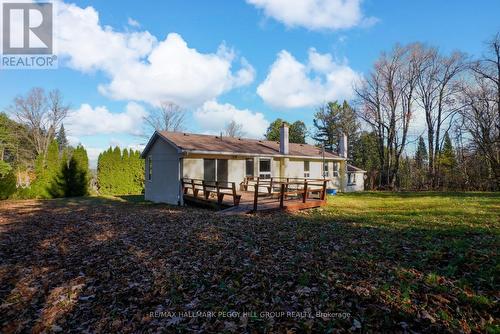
[56,124,69,152]
[414,136,429,190]
[49,145,89,197]
[438,132,457,189]
[313,101,359,155]
[415,136,428,169]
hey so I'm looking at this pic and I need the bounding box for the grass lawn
[0,192,498,333]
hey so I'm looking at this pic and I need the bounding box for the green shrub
[0,170,16,199]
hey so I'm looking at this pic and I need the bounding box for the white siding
[183,158,203,179]
[228,159,245,182]
[310,161,323,178]
[144,138,180,204]
[178,154,356,193]
[285,159,302,178]
[346,172,365,192]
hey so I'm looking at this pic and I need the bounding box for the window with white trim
[348,173,357,185]
[333,162,339,177]
[259,158,271,179]
[323,161,329,177]
[148,156,153,181]
[303,161,310,178]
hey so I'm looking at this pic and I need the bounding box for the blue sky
[1,0,499,166]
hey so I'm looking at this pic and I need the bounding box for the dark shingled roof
[157,131,344,159]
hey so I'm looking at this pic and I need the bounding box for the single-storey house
[141,124,366,204]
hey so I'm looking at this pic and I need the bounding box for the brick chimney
[279,123,289,155]
[339,133,348,158]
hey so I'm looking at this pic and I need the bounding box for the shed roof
[347,164,367,173]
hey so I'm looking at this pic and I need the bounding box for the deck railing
[181,178,241,206]
[182,177,327,211]
[242,176,327,211]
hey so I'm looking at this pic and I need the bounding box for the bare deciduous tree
[470,33,500,133]
[224,120,244,138]
[144,101,186,134]
[458,35,500,188]
[10,88,68,158]
[415,45,466,187]
[355,44,421,188]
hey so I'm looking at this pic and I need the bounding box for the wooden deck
[181,177,327,215]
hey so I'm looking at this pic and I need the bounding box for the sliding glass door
[203,158,228,184]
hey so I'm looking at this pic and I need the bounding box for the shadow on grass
[0,192,497,333]
[47,194,159,207]
[344,191,500,199]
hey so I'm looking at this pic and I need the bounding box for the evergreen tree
[413,136,429,190]
[56,124,68,152]
[415,136,428,169]
[351,131,380,189]
[265,119,307,144]
[98,147,113,194]
[313,100,359,155]
[438,132,457,189]
[49,146,89,197]
[49,149,68,198]
[0,161,16,199]
[31,140,60,198]
[289,121,307,144]
[63,156,87,197]
[70,145,89,196]
[96,147,145,195]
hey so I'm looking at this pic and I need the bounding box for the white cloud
[247,0,377,31]
[257,48,361,108]
[55,1,255,106]
[127,17,140,28]
[194,100,269,139]
[65,102,147,136]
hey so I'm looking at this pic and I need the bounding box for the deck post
[321,180,327,201]
[191,179,197,197]
[269,177,273,194]
[203,180,208,199]
[181,179,187,194]
[303,180,308,203]
[216,181,222,204]
[279,183,285,209]
[231,182,238,206]
[253,178,259,211]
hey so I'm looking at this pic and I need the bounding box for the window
[348,173,357,185]
[245,158,254,177]
[323,161,329,177]
[216,159,228,183]
[333,162,339,177]
[259,158,271,179]
[203,159,216,181]
[204,159,228,182]
[148,156,153,181]
[303,161,310,178]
